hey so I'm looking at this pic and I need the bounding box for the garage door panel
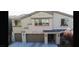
[26,34,44,42]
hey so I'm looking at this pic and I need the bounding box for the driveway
[9,42,58,47]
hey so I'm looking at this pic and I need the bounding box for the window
[34,19,49,26]
[34,19,40,25]
[42,19,49,26]
[15,20,21,27]
[39,19,42,25]
[61,19,68,26]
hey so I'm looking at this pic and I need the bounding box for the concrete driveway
[9,42,58,47]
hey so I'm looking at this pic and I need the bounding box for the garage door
[26,34,44,42]
[15,33,22,42]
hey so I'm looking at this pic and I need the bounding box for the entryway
[48,34,56,44]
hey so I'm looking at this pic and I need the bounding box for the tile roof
[21,11,73,19]
[10,11,73,20]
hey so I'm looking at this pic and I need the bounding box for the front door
[48,34,55,44]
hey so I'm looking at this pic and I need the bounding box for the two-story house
[11,11,73,45]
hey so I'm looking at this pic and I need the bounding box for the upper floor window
[34,19,49,26]
[61,18,68,26]
[15,20,21,27]
[42,19,49,26]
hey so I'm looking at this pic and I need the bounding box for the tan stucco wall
[53,13,73,29]
[13,27,22,33]
[20,12,53,33]
[12,12,73,34]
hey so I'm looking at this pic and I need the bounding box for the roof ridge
[10,11,73,20]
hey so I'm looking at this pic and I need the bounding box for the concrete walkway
[9,42,58,47]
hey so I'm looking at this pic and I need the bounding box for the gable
[18,11,73,20]
[30,12,53,18]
